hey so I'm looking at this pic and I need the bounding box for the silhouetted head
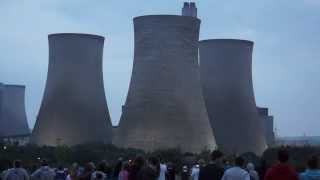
[134,156,145,169]
[41,159,48,167]
[148,156,160,167]
[148,156,160,177]
[97,161,107,172]
[158,156,164,163]
[235,157,245,167]
[211,150,223,161]
[57,165,64,171]
[278,149,289,163]
[14,160,22,168]
[307,155,319,169]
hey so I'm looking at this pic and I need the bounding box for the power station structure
[257,107,275,147]
[199,39,267,154]
[0,2,274,152]
[32,33,113,146]
[113,15,217,153]
[0,83,30,137]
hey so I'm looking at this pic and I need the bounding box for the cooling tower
[0,84,30,137]
[257,107,275,147]
[32,33,112,146]
[113,15,216,153]
[199,39,267,154]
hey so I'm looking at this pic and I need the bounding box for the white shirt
[158,163,167,180]
[221,167,250,180]
[191,167,199,180]
[4,168,29,180]
[31,166,55,180]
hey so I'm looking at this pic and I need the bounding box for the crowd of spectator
[1,149,320,180]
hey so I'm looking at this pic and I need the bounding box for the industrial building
[257,107,276,147]
[0,2,275,152]
[0,83,30,138]
[199,39,267,154]
[113,15,216,153]
[31,33,113,146]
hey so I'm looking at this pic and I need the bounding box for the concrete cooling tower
[257,107,275,147]
[113,15,216,153]
[0,84,30,137]
[32,33,112,146]
[199,39,267,154]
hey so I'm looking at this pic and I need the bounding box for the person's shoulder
[300,170,320,178]
[228,167,237,170]
[206,163,222,168]
[6,168,14,173]
[226,167,247,175]
[252,170,259,176]
[266,164,291,178]
[35,167,43,172]
[224,167,235,174]
[18,168,28,174]
[160,164,167,170]
[264,167,274,179]
[17,168,27,171]
[43,168,55,176]
[31,169,39,176]
[200,164,212,171]
[50,169,56,174]
[4,169,13,176]
[266,164,277,173]
[299,172,307,179]
[1,170,7,175]
[240,168,250,175]
[284,164,298,174]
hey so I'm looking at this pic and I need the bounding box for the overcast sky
[0,0,319,137]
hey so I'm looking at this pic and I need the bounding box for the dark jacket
[198,163,224,180]
[264,163,298,180]
[128,164,141,180]
[138,166,159,180]
[78,171,93,180]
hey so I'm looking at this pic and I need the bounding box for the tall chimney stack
[182,2,197,18]
[190,2,197,17]
[182,2,190,16]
